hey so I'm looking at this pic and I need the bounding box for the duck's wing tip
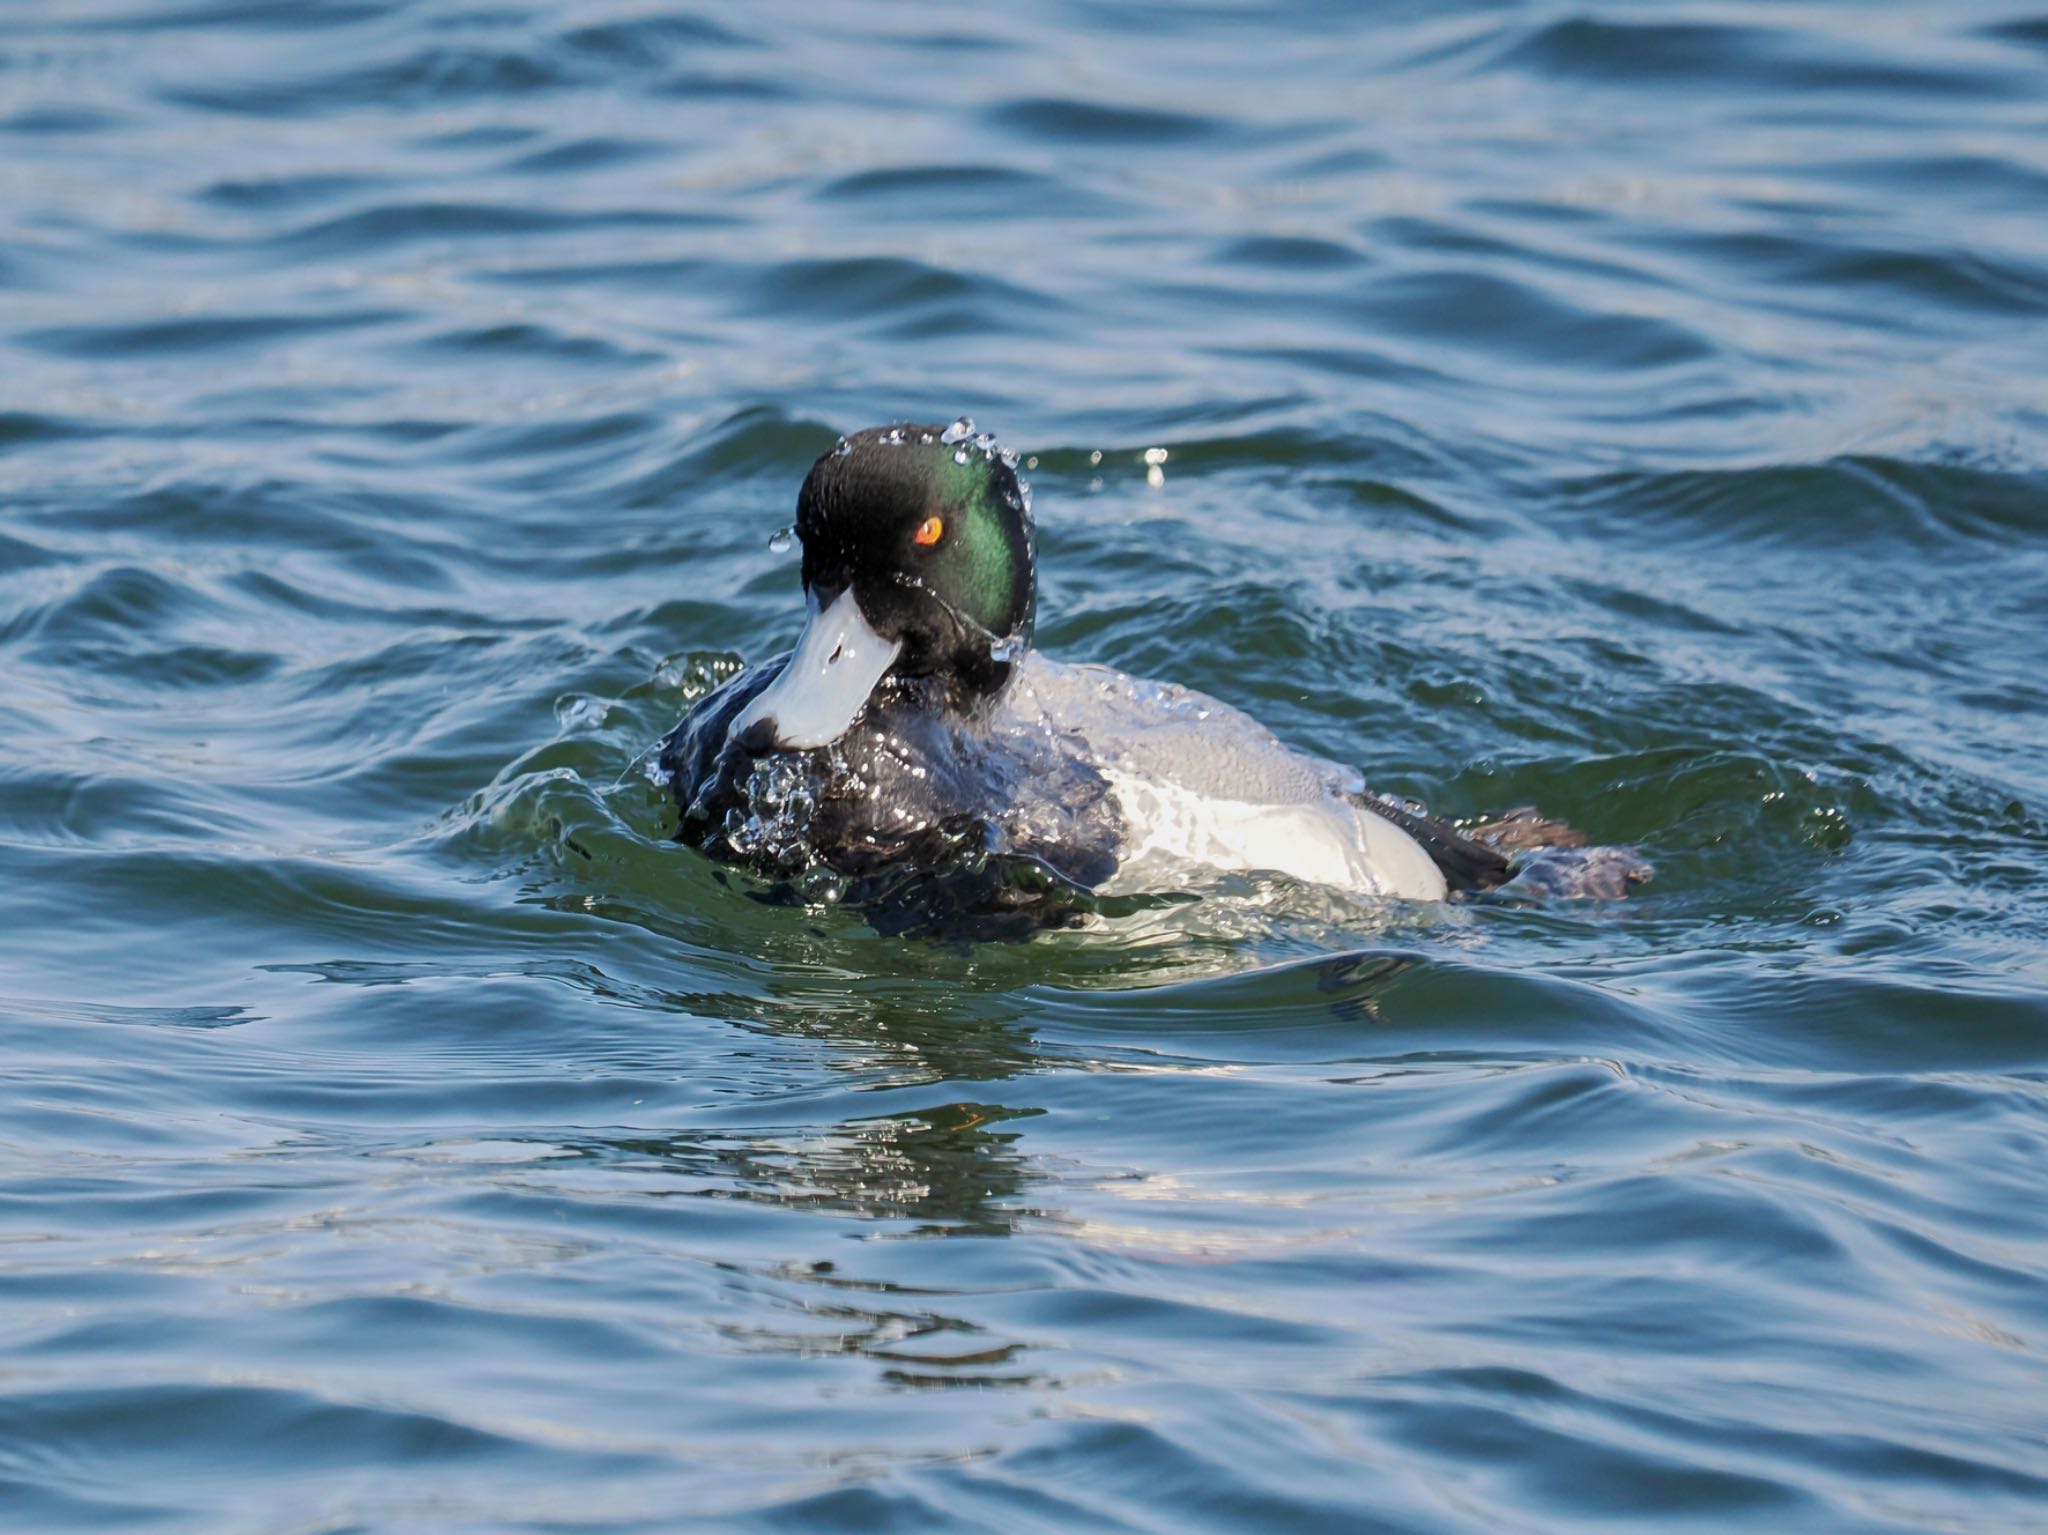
[1490,845,1655,901]
[1463,806,1653,901]
[1357,793,1651,900]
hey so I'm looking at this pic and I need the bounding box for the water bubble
[767,525,794,554]
[940,416,975,445]
[554,694,600,729]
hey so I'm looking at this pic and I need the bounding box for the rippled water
[3,2,2046,1530]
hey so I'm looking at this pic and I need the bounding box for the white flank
[1097,764,1448,901]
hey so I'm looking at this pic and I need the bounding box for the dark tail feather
[1356,795,1648,899]
[1354,793,1515,894]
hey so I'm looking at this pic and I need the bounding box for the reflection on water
[569,1102,1046,1237]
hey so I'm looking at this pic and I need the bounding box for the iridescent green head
[798,420,1035,671]
[728,420,1036,754]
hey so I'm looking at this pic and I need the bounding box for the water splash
[721,752,826,874]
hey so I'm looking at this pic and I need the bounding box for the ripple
[500,134,663,176]
[161,45,570,117]
[743,256,1051,336]
[192,170,377,211]
[815,162,1108,220]
[401,321,660,369]
[1562,457,2048,553]
[1641,228,2048,321]
[1494,16,2031,100]
[985,95,1221,145]
[0,413,93,453]
[1361,268,1716,370]
[1212,233,1364,271]
[269,200,725,256]
[556,13,755,62]
[63,0,389,33]
[17,308,400,360]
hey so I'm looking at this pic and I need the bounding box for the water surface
[2,2,2046,1530]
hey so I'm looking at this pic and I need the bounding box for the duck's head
[729,421,1035,755]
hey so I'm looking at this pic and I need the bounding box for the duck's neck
[874,649,1023,724]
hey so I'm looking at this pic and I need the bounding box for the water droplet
[940,416,975,445]
[1088,450,1102,466]
[998,447,1018,469]
[833,437,852,456]
[953,446,970,465]
[1147,463,1165,488]
[1025,455,1038,470]
[767,525,794,554]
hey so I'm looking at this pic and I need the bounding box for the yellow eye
[914,515,944,547]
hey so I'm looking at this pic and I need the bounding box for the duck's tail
[1355,795,1651,900]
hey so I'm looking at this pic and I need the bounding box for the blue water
[3,2,2046,1530]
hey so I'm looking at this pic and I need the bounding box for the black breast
[661,665,1124,937]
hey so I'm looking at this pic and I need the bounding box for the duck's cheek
[728,587,903,753]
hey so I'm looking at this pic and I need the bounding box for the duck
[660,421,1649,935]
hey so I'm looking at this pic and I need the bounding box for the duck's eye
[913,515,944,547]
